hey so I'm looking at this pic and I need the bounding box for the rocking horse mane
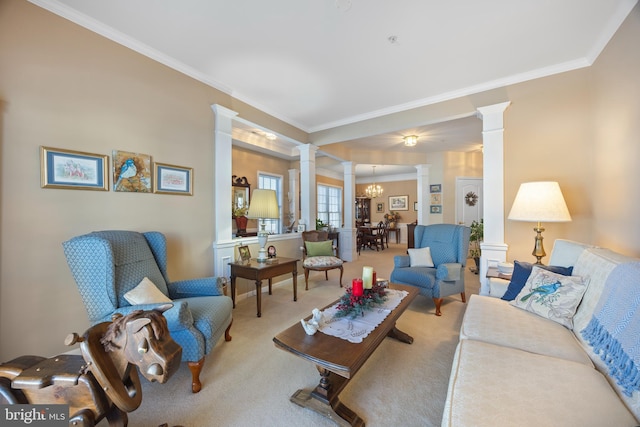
[101,309,168,352]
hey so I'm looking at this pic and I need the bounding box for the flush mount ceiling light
[365,166,384,199]
[404,135,418,147]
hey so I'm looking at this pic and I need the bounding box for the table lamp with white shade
[247,189,280,263]
[508,181,571,264]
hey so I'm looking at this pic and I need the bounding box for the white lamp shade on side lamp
[508,181,571,264]
[247,189,280,262]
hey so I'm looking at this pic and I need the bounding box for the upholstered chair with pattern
[62,230,233,394]
[390,224,470,316]
[300,230,344,290]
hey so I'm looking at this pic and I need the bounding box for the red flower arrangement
[335,283,388,319]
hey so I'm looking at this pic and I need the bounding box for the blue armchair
[390,224,470,316]
[62,230,233,393]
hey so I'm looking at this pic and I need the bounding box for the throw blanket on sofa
[581,261,640,397]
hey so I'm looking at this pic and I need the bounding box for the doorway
[456,177,483,226]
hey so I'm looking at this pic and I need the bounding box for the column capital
[210,104,239,119]
[296,144,319,159]
[476,102,511,131]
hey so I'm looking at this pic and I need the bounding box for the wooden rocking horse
[0,304,182,426]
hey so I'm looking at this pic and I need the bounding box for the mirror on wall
[232,175,250,217]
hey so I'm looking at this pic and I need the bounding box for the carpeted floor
[121,243,480,427]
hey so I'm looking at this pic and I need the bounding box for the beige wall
[231,146,292,232]
[0,0,301,360]
[502,4,640,260]
[1,0,639,360]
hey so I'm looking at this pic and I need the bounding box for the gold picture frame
[153,162,193,195]
[40,146,109,191]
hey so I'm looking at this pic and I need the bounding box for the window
[258,173,282,233]
[317,184,342,229]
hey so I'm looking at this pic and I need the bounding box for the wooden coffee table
[273,283,418,426]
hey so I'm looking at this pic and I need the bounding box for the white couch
[442,240,640,426]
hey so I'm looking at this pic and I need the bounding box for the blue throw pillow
[501,260,573,301]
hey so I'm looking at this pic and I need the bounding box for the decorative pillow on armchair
[408,247,434,267]
[510,266,588,329]
[305,240,334,257]
[501,260,573,301]
[124,277,172,305]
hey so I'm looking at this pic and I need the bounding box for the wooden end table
[273,283,419,426]
[229,257,299,317]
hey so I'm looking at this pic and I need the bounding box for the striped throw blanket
[581,261,640,397]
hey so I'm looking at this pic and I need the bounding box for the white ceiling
[32,0,637,176]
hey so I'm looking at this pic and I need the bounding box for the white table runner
[318,289,409,343]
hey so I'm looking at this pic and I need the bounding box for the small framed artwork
[389,195,409,211]
[267,245,277,258]
[238,245,251,262]
[414,201,418,211]
[430,205,442,214]
[40,146,109,191]
[430,184,441,193]
[430,193,442,204]
[153,162,193,195]
[112,150,152,193]
[376,202,384,213]
[297,224,306,232]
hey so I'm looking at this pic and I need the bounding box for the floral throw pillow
[509,266,588,329]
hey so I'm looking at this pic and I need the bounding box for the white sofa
[442,239,640,427]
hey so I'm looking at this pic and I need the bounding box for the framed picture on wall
[430,184,442,193]
[430,193,441,204]
[430,205,442,214]
[40,146,109,191]
[376,202,384,213]
[414,201,418,211]
[389,195,409,211]
[153,162,193,195]
[112,150,152,193]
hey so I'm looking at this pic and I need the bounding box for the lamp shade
[508,181,571,222]
[247,189,279,219]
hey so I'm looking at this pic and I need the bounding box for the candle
[373,271,377,286]
[352,278,364,297]
[362,266,374,289]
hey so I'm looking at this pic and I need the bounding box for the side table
[486,267,512,298]
[387,227,400,244]
[229,257,299,317]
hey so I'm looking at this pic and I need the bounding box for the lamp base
[532,222,546,264]
[257,228,269,263]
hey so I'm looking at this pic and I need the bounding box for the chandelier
[365,166,384,198]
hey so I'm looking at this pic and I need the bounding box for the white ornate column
[476,101,511,295]
[341,161,356,261]
[297,144,318,232]
[288,168,299,226]
[415,164,431,225]
[211,104,239,278]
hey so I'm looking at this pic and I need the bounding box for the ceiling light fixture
[365,166,384,199]
[404,135,418,147]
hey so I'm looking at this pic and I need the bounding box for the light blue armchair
[390,224,470,316]
[62,230,233,393]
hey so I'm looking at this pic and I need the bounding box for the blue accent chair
[390,224,470,316]
[62,230,233,393]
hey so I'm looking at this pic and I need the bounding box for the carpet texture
[120,243,480,427]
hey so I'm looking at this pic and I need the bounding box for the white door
[456,178,483,226]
